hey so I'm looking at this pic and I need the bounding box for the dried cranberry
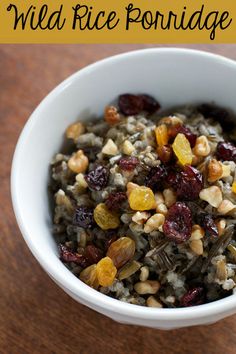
[179,126,197,148]
[118,94,144,115]
[169,124,197,148]
[163,202,192,243]
[180,287,205,307]
[74,206,95,229]
[177,165,203,201]
[145,165,167,191]
[196,212,218,238]
[105,192,127,211]
[166,168,180,189]
[139,94,160,114]
[59,244,88,267]
[84,245,103,264]
[119,157,139,171]
[197,103,234,132]
[85,165,109,191]
[216,141,236,162]
[118,94,160,116]
[188,203,219,238]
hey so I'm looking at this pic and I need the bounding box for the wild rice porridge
[50,94,236,308]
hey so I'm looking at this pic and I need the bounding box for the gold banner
[0,0,235,43]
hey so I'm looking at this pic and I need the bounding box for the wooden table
[1,44,236,354]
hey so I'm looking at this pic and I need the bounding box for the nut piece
[144,213,165,233]
[193,135,211,157]
[199,186,223,208]
[221,164,231,178]
[207,159,223,182]
[156,203,168,215]
[217,199,236,215]
[216,219,226,236]
[159,115,183,126]
[68,150,89,174]
[134,280,160,295]
[157,145,172,164]
[191,154,203,167]
[132,211,151,225]
[102,139,118,156]
[126,182,139,197]
[75,173,88,189]
[154,192,164,205]
[55,189,73,213]
[66,122,85,142]
[122,140,135,155]
[140,266,149,282]
[155,193,167,215]
[189,239,203,255]
[216,259,227,281]
[146,296,163,308]
[163,188,177,208]
[104,105,120,125]
[190,224,205,240]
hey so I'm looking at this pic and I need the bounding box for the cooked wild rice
[50,94,236,307]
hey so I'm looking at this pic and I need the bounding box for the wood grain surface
[1,44,236,354]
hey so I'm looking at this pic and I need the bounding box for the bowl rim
[11,47,236,322]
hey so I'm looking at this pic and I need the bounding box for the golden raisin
[128,186,156,211]
[107,237,135,268]
[228,244,236,258]
[232,181,236,194]
[172,133,193,165]
[96,256,117,287]
[104,105,120,125]
[79,264,99,289]
[155,124,168,146]
[118,260,141,280]
[94,203,120,230]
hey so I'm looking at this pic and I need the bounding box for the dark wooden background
[1,44,236,354]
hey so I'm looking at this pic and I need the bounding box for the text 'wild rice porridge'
[50,94,236,308]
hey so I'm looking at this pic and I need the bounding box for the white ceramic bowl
[11,48,236,329]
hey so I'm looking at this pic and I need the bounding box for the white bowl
[11,48,236,329]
